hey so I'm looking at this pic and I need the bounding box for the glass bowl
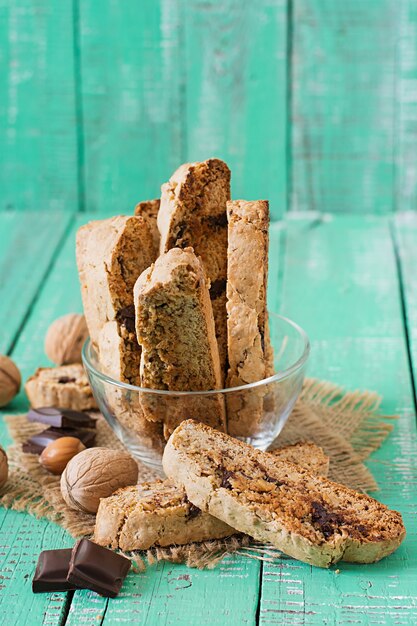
[82,312,310,474]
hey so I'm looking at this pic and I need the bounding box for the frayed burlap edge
[0,378,397,570]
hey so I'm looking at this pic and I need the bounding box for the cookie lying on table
[25,364,96,411]
[162,420,406,568]
[94,442,330,551]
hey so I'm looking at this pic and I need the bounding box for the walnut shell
[0,355,21,408]
[45,313,88,365]
[60,448,138,514]
[0,446,8,489]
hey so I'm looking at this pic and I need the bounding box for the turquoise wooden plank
[184,0,288,220]
[0,0,79,212]
[291,0,398,213]
[259,215,417,624]
[78,0,184,213]
[396,2,417,212]
[394,213,417,389]
[68,556,260,626]
[0,212,72,354]
[0,216,85,625]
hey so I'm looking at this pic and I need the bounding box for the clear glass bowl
[82,313,310,474]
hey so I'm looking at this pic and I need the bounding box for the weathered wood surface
[78,0,185,214]
[3,1,417,217]
[0,0,79,212]
[184,0,288,218]
[259,215,417,624]
[394,213,417,397]
[1,214,416,625]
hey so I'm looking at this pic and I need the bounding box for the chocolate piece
[27,407,97,430]
[116,305,136,335]
[23,427,96,454]
[57,376,76,384]
[209,279,226,300]
[67,539,130,598]
[33,549,78,593]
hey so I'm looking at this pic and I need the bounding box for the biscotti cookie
[134,199,160,258]
[226,200,273,436]
[134,247,226,439]
[93,481,234,551]
[76,215,155,385]
[94,442,329,551]
[25,364,96,411]
[163,420,406,568]
[158,159,230,381]
[270,442,329,477]
[76,215,155,349]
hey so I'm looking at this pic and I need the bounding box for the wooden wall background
[1,0,416,220]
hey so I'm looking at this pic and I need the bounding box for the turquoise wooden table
[2,0,417,622]
[0,212,416,625]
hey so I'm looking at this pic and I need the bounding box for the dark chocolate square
[32,549,78,593]
[27,407,97,429]
[67,539,131,598]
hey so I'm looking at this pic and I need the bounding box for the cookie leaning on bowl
[162,420,406,568]
[94,442,330,551]
[158,158,231,382]
[76,215,155,385]
[226,199,274,436]
[134,247,226,440]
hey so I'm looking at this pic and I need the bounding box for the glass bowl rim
[82,312,310,397]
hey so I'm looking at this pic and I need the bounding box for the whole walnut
[0,355,21,408]
[0,446,8,489]
[45,313,89,365]
[61,448,138,514]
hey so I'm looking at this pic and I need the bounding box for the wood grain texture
[0,0,79,212]
[291,0,398,214]
[184,0,288,219]
[394,213,417,391]
[259,215,417,624]
[78,0,184,213]
[0,216,82,625]
[67,558,261,626]
[0,212,72,355]
[395,1,417,213]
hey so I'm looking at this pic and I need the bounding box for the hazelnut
[40,437,86,475]
[61,448,138,514]
[45,313,89,365]
[0,446,8,489]
[0,355,21,407]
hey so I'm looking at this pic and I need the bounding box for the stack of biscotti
[162,420,406,568]
[94,442,330,550]
[76,215,164,448]
[75,158,276,441]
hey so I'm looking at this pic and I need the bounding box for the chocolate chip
[357,524,369,536]
[259,327,265,352]
[219,467,235,489]
[57,377,76,384]
[210,279,226,300]
[311,501,342,540]
[186,502,202,520]
[264,474,285,487]
[116,305,136,335]
[203,213,228,229]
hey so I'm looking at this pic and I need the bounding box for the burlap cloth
[0,378,396,570]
